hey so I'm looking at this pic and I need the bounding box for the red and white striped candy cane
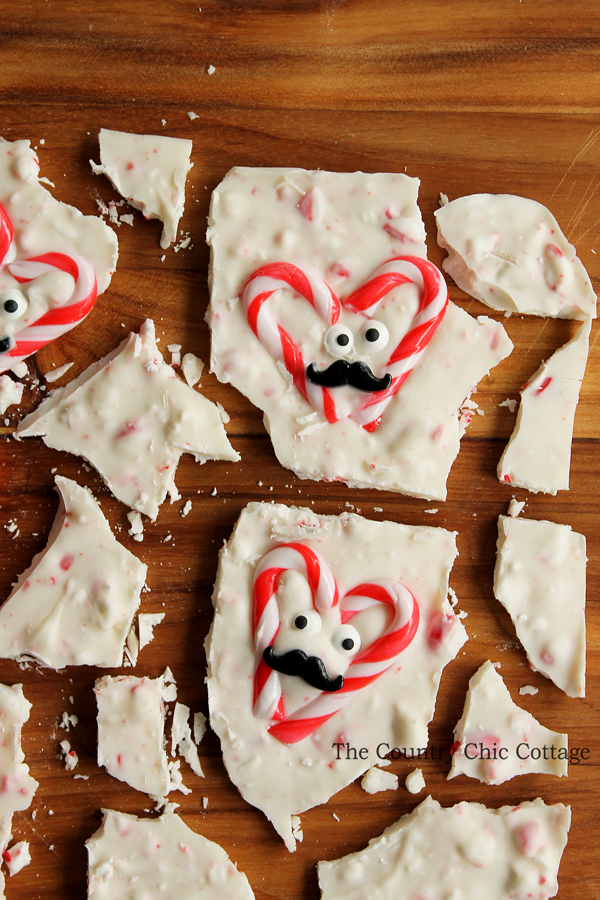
[344,256,448,431]
[252,542,338,721]
[241,256,447,431]
[0,202,98,372]
[242,261,342,422]
[268,580,419,744]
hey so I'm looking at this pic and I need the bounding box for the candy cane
[252,542,338,721]
[0,202,98,372]
[252,544,420,744]
[242,262,341,422]
[344,256,448,431]
[241,256,447,431]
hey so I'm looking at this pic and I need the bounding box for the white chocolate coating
[0,684,38,864]
[0,137,118,372]
[318,796,571,900]
[86,809,255,900]
[449,660,568,784]
[435,193,596,319]
[206,502,467,851]
[0,476,146,669]
[17,319,239,520]
[494,515,586,698]
[207,167,512,500]
[95,673,173,800]
[498,318,591,494]
[94,129,193,249]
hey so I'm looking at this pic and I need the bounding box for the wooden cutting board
[0,1,599,897]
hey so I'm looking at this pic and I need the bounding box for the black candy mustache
[306,359,392,392]
[263,646,344,693]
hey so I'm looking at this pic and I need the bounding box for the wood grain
[0,2,599,897]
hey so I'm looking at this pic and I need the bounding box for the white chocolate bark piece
[206,501,467,851]
[449,660,568,784]
[435,193,596,319]
[207,167,513,501]
[498,317,591,494]
[87,809,255,900]
[318,796,571,900]
[494,515,586,697]
[0,684,38,864]
[17,319,239,520]
[93,129,193,249]
[95,673,174,800]
[0,476,146,668]
[0,376,23,414]
[0,138,118,373]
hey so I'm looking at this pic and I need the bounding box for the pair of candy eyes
[293,611,361,654]
[0,289,27,320]
[324,320,389,358]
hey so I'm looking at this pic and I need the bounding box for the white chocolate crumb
[207,64,215,75]
[216,402,230,424]
[3,840,31,876]
[519,685,539,696]
[193,712,207,745]
[181,353,204,387]
[138,613,165,651]
[202,796,208,809]
[361,766,399,794]
[60,712,78,731]
[291,816,303,843]
[508,498,525,518]
[59,740,78,771]
[332,813,340,822]
[181,499,192,517]
[127,510,144,538]
[499,398,518,413]
[405,768,426,794]
[45,362,75,384]
[424,508,438,514]
[439,192,449,206]
[187,112,199,120]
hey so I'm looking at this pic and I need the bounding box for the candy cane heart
[241,256,448,432]
[251,542,420,744]
[0,201,98,371]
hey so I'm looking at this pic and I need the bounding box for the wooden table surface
[1,1,599,897]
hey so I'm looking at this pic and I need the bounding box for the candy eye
[330,624,361,655]
[293,610,321,636]
[0,289,27,320]
[359,320,389,352]
[324,324,354,358]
